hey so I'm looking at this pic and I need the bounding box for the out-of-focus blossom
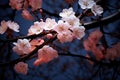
[22,9,34,20]
[34,45,58,66]
[0,20,8,34]
[105,42,120,60]
[28,21,44,35]
[44,18,57,30]
[28,0,42,11]
[105,48,117,60]
[57,31,73,43]
[91,4,103,16]
[86,54,94,65]
[9,0,23,10]
[88,30,103,44]
[14,62,28,75]
[83,30,104,60]
[7,21,20,32]
[54,20,70,33]
[114,42,120,55]
[84,39,104,60]
[78,0,96,9]
[13,39,31,55]
[83,39,94,51]
[71,26,85,39]
[92,46,104,60]
[59,7,75,18]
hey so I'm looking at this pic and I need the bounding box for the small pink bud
[46,33,53,39]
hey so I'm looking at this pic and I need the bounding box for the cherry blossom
[7,21,20,32]
[28,0,42,11]
[53,17,85,43]
[22,9,34,20]
[14,62,28,75]
[56,7,85,42]
[9,0,23,10]
[88,30,103,44]
[91,4,103,16]
[0,20,19,34]
[13,39,31,55]
[62,16,81,28]
[59,7,75,18]
[71,26,85,40]
[78,0,96,9]
[57,31,74,43]
[54,20,70,33]
[0,20,8,34]
[84,39,104,60]
[34,45,58,66]
[83,30,104,60]
[92,46,104,60]
[28,21,44,35]
[44,18,57,30]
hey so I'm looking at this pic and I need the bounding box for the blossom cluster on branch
[0,0,119,76]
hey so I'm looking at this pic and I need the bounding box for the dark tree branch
[84,9,120,30]
[0,9,120,43]
[0,34,57,67]
[0,30,56,43]
[1,42,120,67]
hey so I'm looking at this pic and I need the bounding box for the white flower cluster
[28,7,85,43]
[14,62,28,75]
[56,7,85,43]
[0,20,19,34]
[28,18,57,35]
[78,0,103,16]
